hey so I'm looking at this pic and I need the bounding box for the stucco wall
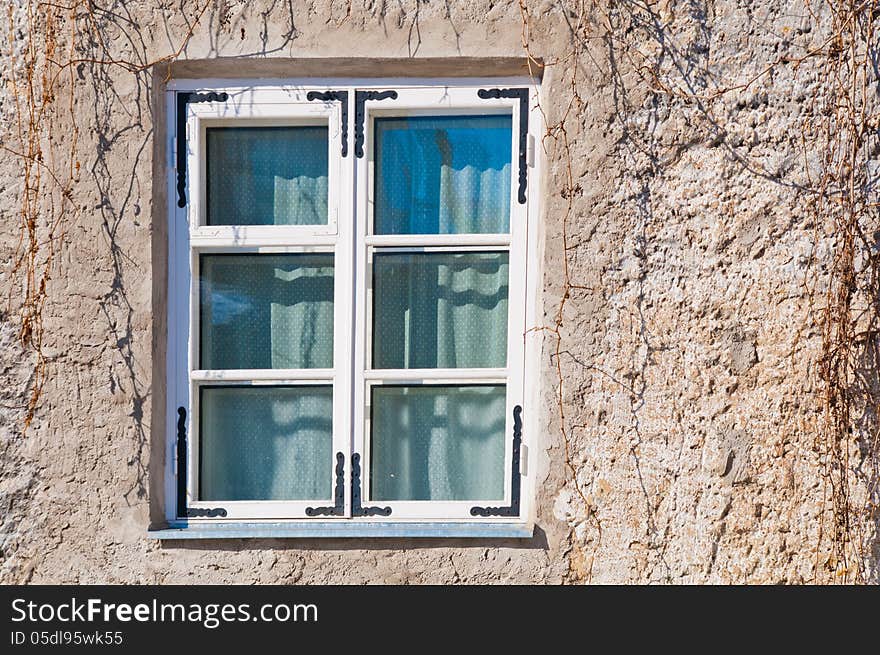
[1,0,877,584]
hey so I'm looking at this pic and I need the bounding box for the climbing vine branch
[518,0,879,583]
[4,0,210,428]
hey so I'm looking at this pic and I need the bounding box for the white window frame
[164,79,542,533]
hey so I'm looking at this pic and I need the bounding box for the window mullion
[364,368,507,382]
[351,87,372,517]
[190,369,335,381]
[365,234,511,247]
[332,88,356,519]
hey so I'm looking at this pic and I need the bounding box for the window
[164,81,540,534]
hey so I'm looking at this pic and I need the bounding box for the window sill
[147,521,534,540]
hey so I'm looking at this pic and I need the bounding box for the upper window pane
[200,254,334,370]
[206,126,329,226]
[374,115,512,235]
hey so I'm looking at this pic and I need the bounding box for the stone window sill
[147,521,534,540]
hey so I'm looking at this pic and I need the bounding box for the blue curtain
[372,252,509,369]
[370,385,506,501]
[374,115,512,234]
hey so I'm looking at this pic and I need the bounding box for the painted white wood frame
[354,86,528,521]
[169,93,351,521]
[165,81,542,529]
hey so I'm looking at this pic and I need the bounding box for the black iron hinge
[354,90,398,158]
[477,88,529,204]
[306,91,349,157]
[471,405,523,517]
[186,507,228,518]
[175,407,188,518]
[176,91,229,208]
[351,453,392,517]
[175,406,228,519]
[306,452,346,516]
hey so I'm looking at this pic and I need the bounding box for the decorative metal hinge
[471,405,523,517]
[306,452,346,516]
[351,453,392,517]
[477,88,529,204]
[176,91,229,208]
[176,406,188,518]
[175,406,228,519]
[354,90,398,158]
[306,91,349,157]
[186,507,228,518]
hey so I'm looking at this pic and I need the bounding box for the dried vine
[518,1,601,582]
[4,2,79,429]
[811,0,879,583]
[519,0,879,583]
[4,0,211,428]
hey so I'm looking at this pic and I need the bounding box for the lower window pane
[199,385,332,501]
[370,385,506,501]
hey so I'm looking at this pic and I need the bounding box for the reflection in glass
[207,126,329,226]
[372,252,508,369]
[200,254,334,370]
[374,115,512,234]
[199,385,332,500]
[370,385,506,501]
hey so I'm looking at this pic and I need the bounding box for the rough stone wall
[0,0,876,584]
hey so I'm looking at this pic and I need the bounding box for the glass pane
[206,126,329,226]
[372,252,508,369]
[374,115,512,234]
[199,385,333,501]
[200,254,334,369]
[370,385,506,501]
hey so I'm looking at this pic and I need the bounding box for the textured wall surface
[0,0,877,584]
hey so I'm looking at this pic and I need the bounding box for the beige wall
[0,0,876,584]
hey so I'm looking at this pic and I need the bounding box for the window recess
[165,81,539,533]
